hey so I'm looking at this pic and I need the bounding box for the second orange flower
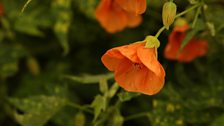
[95,0,146,33]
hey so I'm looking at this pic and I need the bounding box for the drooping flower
[95,0,143,33]
[164,24,208,62]
[101,42,165,95]
[115,0,146,15]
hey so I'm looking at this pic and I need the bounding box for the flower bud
[174,18,187,27]
[27,57,40,75]
[162,1,177,29]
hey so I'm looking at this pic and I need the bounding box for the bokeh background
[0,0,224,126]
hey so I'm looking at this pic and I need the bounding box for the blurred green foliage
[0,0,224,126]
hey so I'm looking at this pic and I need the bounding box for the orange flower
[101,42,165,95]
[95,0,143,33]
[115,0,146,15]
[164,24,208,62]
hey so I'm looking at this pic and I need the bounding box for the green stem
[217,23,224,33]
[155,26,166,38]
[124,112,150,121]
[21,0,33,14]
[175,2,203,18]
[154,2,203,38]
[67,102,93,114]
[192,6,201,28]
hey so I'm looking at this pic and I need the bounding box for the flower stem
[154,2,203,38]
[175,2,203,18]
[155,26,166,38]
[124,112,150,121]
[67,102,93,114]
[192,6,201,28]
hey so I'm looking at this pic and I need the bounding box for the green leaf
[99,78,108,94]
[64,73,114,84]
[180,19,205,51]
[74,0,99,19]
[188,0,199,4]
[91,95,107,121]
[211,114,224,126]
[52,0,72,55]
[108,109,124,126]
[0,17,14,39]
[9,96,67,126]
[14,14,44,37]
[54,21,70,55]
[0,44,27,77]
[118,91,140,102]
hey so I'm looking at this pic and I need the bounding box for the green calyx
[144,35,160,49]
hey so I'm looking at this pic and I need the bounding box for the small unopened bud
[27,57,40,75]
[174,18,187,27]
[162,1,177,29]
[206,22,215,36]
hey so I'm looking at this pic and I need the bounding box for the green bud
[174,18,187,27]
[162,1,177,29]
[144,35,160,48]
[206,22,215,36]
[27,57,40,75]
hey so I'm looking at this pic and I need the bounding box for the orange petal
[164,39,181,61]
[95,0,127,33]
[139,68,165,95]
[115,59,165,95]
[178,38,208,62]
[115,59,144,92]
[101,42,143,71]
[115,0,146,14]
[164,24,208,62]
[101,48,125,71]
[116,42,144,63]
[137,44,165,77]
[164,25,187,61]
[189,38,208,57]
[126,12,142,28]
[135,0,147,14]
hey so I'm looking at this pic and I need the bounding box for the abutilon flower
[101,42,165,95]
[164,24,208,62]
[95,0,145,33]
